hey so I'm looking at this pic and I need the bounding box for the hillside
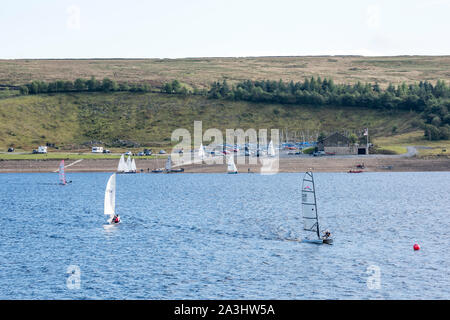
[1,56,450,89]
[0,92,420,150]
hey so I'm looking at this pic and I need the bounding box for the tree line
[17,76,450,140]
[205,78,450,140]
[19,77,151,95]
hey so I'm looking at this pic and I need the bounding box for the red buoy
[413,243,420,251]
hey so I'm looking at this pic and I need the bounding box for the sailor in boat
[112,214,120,224]
[322,229,331,240]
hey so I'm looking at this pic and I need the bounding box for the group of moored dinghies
[117,154,137,174]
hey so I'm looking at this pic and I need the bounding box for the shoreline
[1,157,449,173]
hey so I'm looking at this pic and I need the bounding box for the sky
[0,0,449,59]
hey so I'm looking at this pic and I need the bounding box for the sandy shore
[1,157,449,173]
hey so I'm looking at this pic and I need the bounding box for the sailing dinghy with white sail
[227,156,238,174]
[301,172,332,244]
[117,154,136,173]
[104,173,120,224]
[267,140,276,157]
[198,143,206,162]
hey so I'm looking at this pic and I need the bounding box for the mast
[302,171,320,239]
[310,172,320,238]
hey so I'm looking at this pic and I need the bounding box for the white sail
[104,173,116,221]
[302,171,320,239]
[165,156,172,171]
[268,140,276,157]
[227,156,238,174]
[131,158,137,172]
[198,143,205,161]
[117,154,127,172]
[126,156,132,173]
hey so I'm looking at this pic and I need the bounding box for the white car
[124,151,132,156]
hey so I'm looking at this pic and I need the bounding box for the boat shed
[317,132,366,155]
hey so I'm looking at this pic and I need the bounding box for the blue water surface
[0,172,449,299]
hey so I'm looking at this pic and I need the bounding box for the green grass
[374,131,450,157]
[375,145,408,155]
[0,152,163,160]
[0,92,422,151]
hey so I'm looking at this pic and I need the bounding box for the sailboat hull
[301,238,333,245]
[228,172,238,174]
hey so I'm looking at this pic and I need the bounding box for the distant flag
[363,128,368,136]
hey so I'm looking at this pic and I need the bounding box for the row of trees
[207,78,450,111]
[19,77,151,95]
[17,76,450,140]
[206,78,450,140]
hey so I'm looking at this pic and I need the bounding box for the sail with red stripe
[59,160,66,185]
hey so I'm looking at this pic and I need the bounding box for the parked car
[159,150,166,154]
[313,151,326,157]
[102,149,111,154]
[143,149,152,156]
[124,151,132,156]
[7,147,14,152]
[137,152,144,156]
[37,146,48,154]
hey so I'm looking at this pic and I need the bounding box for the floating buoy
[413,243,420,251]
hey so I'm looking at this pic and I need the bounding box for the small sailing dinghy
[164,156,184,173]
[267,140,276,157]
[117,154,127,173]
[58,160,71,185]
[227,156,238,174]
[104,173,120,224]
[198,143,206,161]
[131,158,137,173]
[301,172,333,245]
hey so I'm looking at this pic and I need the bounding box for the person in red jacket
[112,214,120,224]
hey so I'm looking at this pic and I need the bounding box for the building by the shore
[317,132,368,155]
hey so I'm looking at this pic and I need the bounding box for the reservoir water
[0,172,449,299]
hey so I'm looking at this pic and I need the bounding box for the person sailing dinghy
[58,160,72,185]
[104,173,120,224]
[301,171,332,244]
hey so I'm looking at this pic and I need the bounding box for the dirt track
[1,156,449,173]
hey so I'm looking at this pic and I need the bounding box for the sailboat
[267,140,276,157]
[58,160,71,185]
[165,155,184,173]
[165,155,172,172]
[227,156,238,174]
[104,173,120,224]
[117,154,136,174]
[117,154,128,173]
[301,172,333,244]
[198,143,206,162]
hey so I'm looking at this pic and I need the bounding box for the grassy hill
[0,92,421,151]
[1,56,450,89]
